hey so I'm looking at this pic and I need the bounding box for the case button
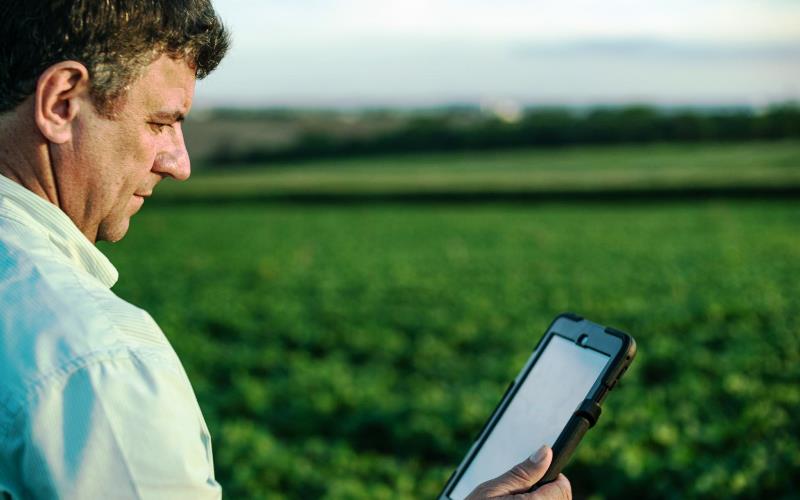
[574,399,602,427]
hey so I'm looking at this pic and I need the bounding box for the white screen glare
[450,335,609,499]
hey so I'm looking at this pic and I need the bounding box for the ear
[34,61,91,144]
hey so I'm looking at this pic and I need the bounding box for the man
[0,1,570,498]
[0,1,229,497]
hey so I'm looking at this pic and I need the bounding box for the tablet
[440,313,637,499]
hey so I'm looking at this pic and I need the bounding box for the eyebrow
[150,110,186,122]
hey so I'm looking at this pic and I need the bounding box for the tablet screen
[449,335,610,499]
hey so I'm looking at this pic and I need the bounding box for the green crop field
[100,195,800,498]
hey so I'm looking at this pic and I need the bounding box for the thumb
[471,445,553,498]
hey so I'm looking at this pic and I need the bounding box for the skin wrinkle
[556,477,572,500]
[44,142,62,208]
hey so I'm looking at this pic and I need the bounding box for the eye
[148,122,171,133]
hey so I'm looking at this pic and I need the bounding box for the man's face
[61,54,196,243]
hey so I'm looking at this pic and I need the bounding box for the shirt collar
[0,174,118,288]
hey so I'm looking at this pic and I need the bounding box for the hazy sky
[196,0,800,108]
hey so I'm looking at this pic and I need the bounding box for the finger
[476,445,553,497]
[521,473,572,500]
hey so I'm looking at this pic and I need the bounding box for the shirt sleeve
[9,350,221,500]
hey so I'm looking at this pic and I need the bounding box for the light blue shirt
[0,175,221,499]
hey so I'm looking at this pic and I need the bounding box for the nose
[153,125,191,181]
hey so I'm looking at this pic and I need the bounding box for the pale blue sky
[196,0,800,108]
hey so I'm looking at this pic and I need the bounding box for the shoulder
[0,218,175,427]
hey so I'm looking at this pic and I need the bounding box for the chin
[97,219,131,243]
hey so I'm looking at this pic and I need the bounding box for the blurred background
[100,1,799,498]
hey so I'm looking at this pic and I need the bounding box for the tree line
[208,104,800,165]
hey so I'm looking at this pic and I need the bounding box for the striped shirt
[0,174,221,499]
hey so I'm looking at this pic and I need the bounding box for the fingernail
[529,445,548,464]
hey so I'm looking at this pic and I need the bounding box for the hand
[465,446,572,500]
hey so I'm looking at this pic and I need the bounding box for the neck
[0,104,62,209]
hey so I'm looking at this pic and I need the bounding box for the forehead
[129,54,196,113]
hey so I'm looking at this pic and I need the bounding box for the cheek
[126,134,159,176]
[134,131,159,164]
[98,129,153,175]
[108,138,157,199]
